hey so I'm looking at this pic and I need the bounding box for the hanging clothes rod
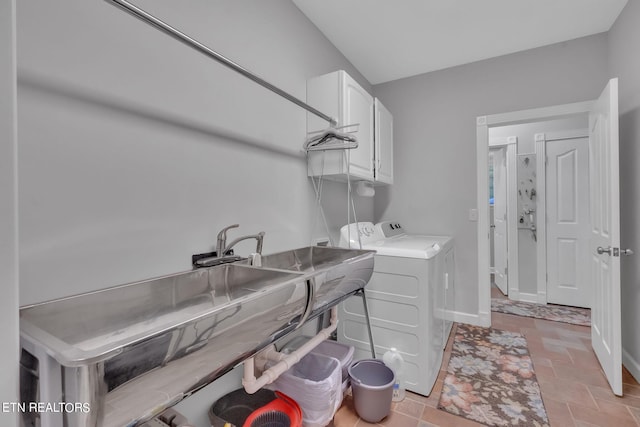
[105,0,338,126]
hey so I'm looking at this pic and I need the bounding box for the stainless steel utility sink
[256,246,375,319]
[19,246,375,427]
[20,264,307,427]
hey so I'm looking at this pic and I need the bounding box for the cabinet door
[343,74,374,180]
[374,98,393,184]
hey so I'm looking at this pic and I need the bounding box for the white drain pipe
[242,307,338,394]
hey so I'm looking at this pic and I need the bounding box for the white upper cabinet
[374,98,393,184]
[307,70,375,181]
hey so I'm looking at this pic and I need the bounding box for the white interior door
[589,78,622,396]
[546,136,591,308]
[492,148,508,295]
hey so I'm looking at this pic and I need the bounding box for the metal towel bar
[105,0,337,126]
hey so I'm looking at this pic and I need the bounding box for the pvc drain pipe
[242,307,338,394]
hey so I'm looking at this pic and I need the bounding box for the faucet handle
[217,224,239,240]
[216,224,239,256]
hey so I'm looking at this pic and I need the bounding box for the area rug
[491,298,591,326]
[438,323,550,427]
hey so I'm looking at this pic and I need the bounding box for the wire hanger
[303,123,359,152]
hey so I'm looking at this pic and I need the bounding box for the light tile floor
[329,287,640,427]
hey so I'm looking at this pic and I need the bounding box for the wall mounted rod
[105,0,338,126]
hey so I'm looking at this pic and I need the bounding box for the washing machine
[337,221,455,396]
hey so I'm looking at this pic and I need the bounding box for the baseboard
[623,348,640,384]
[537,291,547,304]
[517,292,539,304]
[453,311,490,327]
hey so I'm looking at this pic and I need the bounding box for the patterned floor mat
[491,298,591,326]
[438,323,550,427]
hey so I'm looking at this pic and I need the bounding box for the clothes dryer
[337,221,454,396]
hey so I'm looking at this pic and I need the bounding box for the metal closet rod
[105,0,338,126]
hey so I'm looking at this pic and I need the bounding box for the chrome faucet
[193,224,265,268]
[222,232,265,257]
[216,224,264,257]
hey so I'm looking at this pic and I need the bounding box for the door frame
[489,137,518,298]
[476,101,593,327]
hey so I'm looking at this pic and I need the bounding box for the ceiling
[292,0,628,85]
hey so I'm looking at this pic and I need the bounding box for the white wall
[373,34,609,318]
[0,0,19,425]
[609,0,640,382]
[17,0,373,305]
[15,0,373,422]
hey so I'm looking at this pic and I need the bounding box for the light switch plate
[469,208,478,221]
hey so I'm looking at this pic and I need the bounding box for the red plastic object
[242,391,302,427]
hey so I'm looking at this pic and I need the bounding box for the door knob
[621,248,634,256]
[597,246,612,255]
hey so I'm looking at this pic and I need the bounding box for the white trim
[623,349,640,385]
[535,134,547,305]
[517,292,540,304]
[477,101,594,328]
[506,143,518,298]
[485,101,594,126]
[489,136,517,147]
[477,120,491,325]
[544,128,589,141]
[453,310,490,327]
[537,290,547,304]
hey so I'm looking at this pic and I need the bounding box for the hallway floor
[330,293,640,426]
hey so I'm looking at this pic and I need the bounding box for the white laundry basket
[282,337,354,395]
[268,352,341,427]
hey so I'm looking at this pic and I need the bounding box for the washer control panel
[339,222,385,247]
[376,221,406,238]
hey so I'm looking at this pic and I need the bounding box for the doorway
[476,79,625,396]
[488,118,590,307]
[476,100,596,327]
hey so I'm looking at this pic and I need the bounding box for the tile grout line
[628,406,640,426]
[583,382,602,411]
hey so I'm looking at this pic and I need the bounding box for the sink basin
[21,264,305,365]
[19,247,375,427]
[257,246,375,319]
[20,264,307,427]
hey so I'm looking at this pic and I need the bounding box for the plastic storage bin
[282,337,354,395]
[312,340,354,386]
[268,352,341,427]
